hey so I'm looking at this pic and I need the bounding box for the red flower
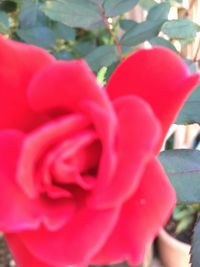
[0,35,198,267]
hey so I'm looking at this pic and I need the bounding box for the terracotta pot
[158,229,191,267]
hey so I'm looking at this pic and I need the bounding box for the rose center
[17,114,102,202]
[39,131,101,199]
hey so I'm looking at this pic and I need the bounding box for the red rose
[0,35,198,267]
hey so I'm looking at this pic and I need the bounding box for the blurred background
[0,0,200,266]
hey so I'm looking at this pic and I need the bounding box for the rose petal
[28,59,112,114]
[81,101,118,202]
[17,114,90,198]
[0,35,54,131]
[18,207,120,267]
[89,96,161,208]
[106,47,199,148]
[6,234,55,267]
[49,129,99,190]
[92,158,176,265]
[0,130,75,232]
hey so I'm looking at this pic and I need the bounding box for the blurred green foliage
[0,0,199,83]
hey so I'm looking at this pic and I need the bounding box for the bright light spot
[168,7,178,20]
[182,0,189,9]
[140,198,146,205]
[107,17,113,29]
[144,41,152,49]
[108,17,112,24]
[173,40,181,52]
[10,260,16,266]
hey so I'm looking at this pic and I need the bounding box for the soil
[0,234,16,267]
[165,216,197,245]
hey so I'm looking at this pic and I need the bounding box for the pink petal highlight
[0,130,75,232]
[17,114,89,198]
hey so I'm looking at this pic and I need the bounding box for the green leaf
[19,0,38,28]
[85,45,118,71]
[0,11,9,34]
[52,22,75,41]
[97,66,107,84]
[120,20,164,47]
[149,37,177,52]
[191,218,200,267]
[172,0,183,3]
[119,19,138,31]
[75,41,96,57]
[159,149,200,204]
[53,50,73,60]
[184,59,198,73]
[19,0,49,28]
[139,0,156,10]
[176,216,194,234]
[17,26,56,49]
[176,85,200,124]
[0,0,17,12]
[104,60,120,81]
[173,208,194,221]
[147,2,170,21]
[40,0,104,30]
[121,45,132,55]
[103,0,138,17]
[162,19,198,40]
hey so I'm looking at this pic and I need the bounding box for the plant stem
[193,41,200,62]
[97,0,122,60]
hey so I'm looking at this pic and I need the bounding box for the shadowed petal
[18,207,120,267]
[89,96,161,208]
[92,158,176,265]
[28,60,112,115]
[6,234,55,267]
